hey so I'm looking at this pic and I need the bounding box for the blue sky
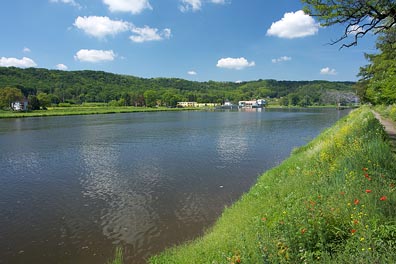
[0,0,377,82]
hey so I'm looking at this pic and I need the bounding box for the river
[0,108,349,264]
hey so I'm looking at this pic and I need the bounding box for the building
[11,99,28,111]
[238,99,266,108]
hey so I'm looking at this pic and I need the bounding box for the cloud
[188,70,197,75]
[347,25,364,35]
[74,16,132,39]
[272,56,292,63]
[49,0,81,8]
[74,49,116,63]
[0,57,37,68]
[23,47,31,53]
[267,10,319,39]
[179,0,226,12]
[130,26,171,43]
[56,64,68,70]
[320,67,337,75]
[103,0,152,14]
[216,57,255,70]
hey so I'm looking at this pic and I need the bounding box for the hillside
[0,67,356,107]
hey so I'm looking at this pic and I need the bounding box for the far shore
[0,104,357,119]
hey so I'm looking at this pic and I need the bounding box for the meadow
[0,104,194,119]
[143,106,396,263]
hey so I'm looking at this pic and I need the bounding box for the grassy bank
[0,106,196,119]
[374,104,396,122]
[150,107,396,263]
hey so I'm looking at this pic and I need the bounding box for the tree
[37,92,52,109]
[302,0,396,48]
[143,90,158,107]
[358,26,396,104]
[28,95,40,110]
[0,87,23,110]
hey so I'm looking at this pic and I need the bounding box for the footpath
[372,111,396,153]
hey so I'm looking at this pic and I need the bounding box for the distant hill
[0,67,356,107]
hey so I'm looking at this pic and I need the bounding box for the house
[11,98,28,111]
[238,99,266,108]
[177,102,197,108]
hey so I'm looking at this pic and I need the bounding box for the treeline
[0,66,356,108]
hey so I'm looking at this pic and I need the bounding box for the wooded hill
[0,66,356,107]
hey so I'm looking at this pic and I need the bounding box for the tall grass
[374,104,396,121]
[150,107,396,263]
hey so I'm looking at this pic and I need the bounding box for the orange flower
[362,168,368,171]
[351,229,357,234]
[380,196,387,201]
[353,219,359,225]
[365,189,372,193]
[301,228,307,234]
[354,199,360,205]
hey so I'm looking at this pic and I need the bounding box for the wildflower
[354,199,360,205]
[364,174,371,181]
[261,217,267,222]
[351,229,357,234]
[301,228,307,234]
[362,168,368,171]
[365,189,372,193]
[353,219,359,225]
[380,196,387,201]
[360,237,365,241]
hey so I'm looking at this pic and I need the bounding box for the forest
[0,66,356,109]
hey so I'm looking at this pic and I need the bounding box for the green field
[0,105,196,119]
[147,107,396,263]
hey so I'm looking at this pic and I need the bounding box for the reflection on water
[0,109,351,264]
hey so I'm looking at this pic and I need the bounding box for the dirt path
[372,111,396,153]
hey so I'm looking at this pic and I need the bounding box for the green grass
[0,106,196,119]
[374,104,396,122]
[107,247,123,264]
[149,106,396,263]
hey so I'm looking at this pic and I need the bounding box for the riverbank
[148,106,395,263]
[0,106,197,119]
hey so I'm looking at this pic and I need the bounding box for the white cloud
[130,26,171,43]
[188,70,197,75]
[320,67,337,75]
[179,0,202,12]
[74,16,132,39]
[74,49,116,63]
[50,0,81,8]
[0,57,37,68]
[272,56,292,63]
[103,0,152,14]
[216,57,255,70]
[347,25,364,35]
[267,10,319,39]
[23,47,31,53]
[179,0,226,12]
[56,63,68,70]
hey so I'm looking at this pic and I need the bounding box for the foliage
[358,27,396,104]
[0,86,23,110]
[0,67,355,108]
[107,247,123,264]
[149,107,396,263]
[302,0,396,48]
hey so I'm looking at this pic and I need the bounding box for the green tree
[302,0,396,48]
[0,87,23,110]
[28,95,40,110]
[144,90,158,107]
[359,27,396,104]
[37,92,52,109]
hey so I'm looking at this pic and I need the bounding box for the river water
[0,108,349,264]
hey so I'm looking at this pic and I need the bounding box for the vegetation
[0,105,195,119]
[302,0,396,48]
[374,104,396,122]
[149,107,396,263]
[107,248,123,264]
[0,67,355,111]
